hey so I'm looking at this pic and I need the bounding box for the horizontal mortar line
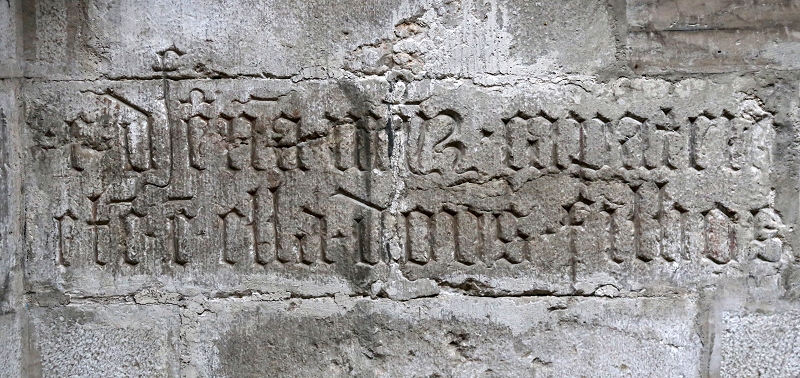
[628,24,800,33]
[5,73,535,83]
[630,69,800,79]
[30,292,694,306]
[8,71,800,87]
[8,76,308,83]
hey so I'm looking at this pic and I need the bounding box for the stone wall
[3,0,800,376]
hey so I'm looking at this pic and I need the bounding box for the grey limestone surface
[4,0,800,377]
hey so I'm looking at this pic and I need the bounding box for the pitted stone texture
[22,77,792,299]
[0,314,21,378]
[184,295,700,377]
[719,309,800,377]
[17,0,616,80]
[26,304,181,378]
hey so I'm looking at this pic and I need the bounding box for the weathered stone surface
[24,304,181,377]
[184,295,700,377]
[21,77,790,301]
[0,1,22,78]
[0,18,24,373]
[628,0,800,74]
[0,314,21,378]
[4,0,800,376]
[17,0,617,81]
[0,79,22,315]
[718,306,800,377]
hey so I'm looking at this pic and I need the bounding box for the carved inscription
[27,81,781,295]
